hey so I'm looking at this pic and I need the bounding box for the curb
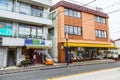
[0,60,116,75]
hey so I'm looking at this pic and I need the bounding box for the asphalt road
[0,62,120,80]
[50,67,120,80]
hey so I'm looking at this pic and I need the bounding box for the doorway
[7,49,17,66]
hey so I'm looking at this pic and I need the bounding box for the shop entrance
[7,49,16,66]
[23,49,45,65]
[30,49,44,64]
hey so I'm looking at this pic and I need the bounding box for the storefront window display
[22,48,47,65]
[68,47,101,62]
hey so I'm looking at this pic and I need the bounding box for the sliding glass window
[19,2,31,15]
[0,0,13,11]
[37,27,43,38]
[19,24,30,38]
[32,6,43,17]
[31,27,36,38]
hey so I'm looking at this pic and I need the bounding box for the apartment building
[50,1,116,63]
[0,0,52,68]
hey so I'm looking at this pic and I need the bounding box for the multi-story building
[50,1,116,63]
[114,39,120,58]
[0,0,52,68]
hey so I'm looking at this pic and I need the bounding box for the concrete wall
[0,47,8,67]
[50,10,58,62]
[0,10,52,26]
[16,48,23,65]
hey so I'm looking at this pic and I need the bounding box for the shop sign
[2,37,24,46]
[25,39,52,47]
[0,26,12,36]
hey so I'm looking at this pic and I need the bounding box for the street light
[66,32,69,65]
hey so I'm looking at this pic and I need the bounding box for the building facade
[0,0,52,68]
[50,1,115,63]
[114,39,120,58]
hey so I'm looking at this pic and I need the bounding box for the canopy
[64,43,116,48]
[26,45,51,49]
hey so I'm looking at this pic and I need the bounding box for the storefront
[0,37,24,68]
[63,42,116,62]
[24,39,52,65]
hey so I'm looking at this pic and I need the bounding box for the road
[0,62,120,80]
[48,67,120,80]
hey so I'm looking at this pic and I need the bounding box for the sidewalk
[0,59,116,75]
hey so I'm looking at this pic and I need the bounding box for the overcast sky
[52,0,120,40]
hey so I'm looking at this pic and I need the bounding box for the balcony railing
[0,2,51,19]
[0,29,50,40]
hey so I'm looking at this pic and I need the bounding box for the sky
[52,0,120,40]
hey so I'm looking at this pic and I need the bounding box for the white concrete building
[114,39,120,56]
[0,0,52,68]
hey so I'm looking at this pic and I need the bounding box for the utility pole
[66,32,69,65]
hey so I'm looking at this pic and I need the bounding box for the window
[102,18,106,24]
[19,24,30,38]
[69,26,73,34]
[31,27,36,38]
[65,25,82,36]
[69,9,73,17]
[73,27,78,35]
[32,6,43,17]
[37,27,43,38]
[65,25,69,34]
[48,28,54,36]
[20,2,31,15]
[49,11,56,20]
[73,11,77,18]
[64,8,81,18]
[64,8,69,16]
[32,6,39,17]
[78,27,82,35]
[96,30,107,38]
[96,30,99,37]
[77,11,80,18]
[95,16,106,24]
[103,31,107,38]
[0,0,13,11]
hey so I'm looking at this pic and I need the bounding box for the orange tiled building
[49,1,115,63]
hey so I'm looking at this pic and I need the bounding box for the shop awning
[26,45,51,49]
[64,43,116,48]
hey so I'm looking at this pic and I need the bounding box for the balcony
[19,0,52,8]
[0,5,52,26]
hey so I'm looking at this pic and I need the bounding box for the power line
[107,8,120,14]
[83,0,96,6]
[104,0,120,9]
[52,0,96,20]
